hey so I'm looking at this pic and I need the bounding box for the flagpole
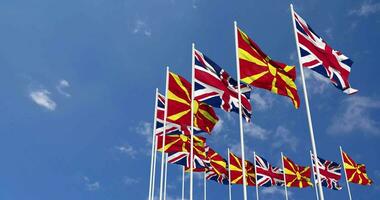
[234,20,248,200]
[340,146,353,200]
[190,42,195,200]
[204,172,207,200]
[163,154,168,200]
[309,151,320,200]
[148,88,159,200]
[228,148,232,200]
[152,131,158,200]
[281,152,288,200]
[290,4,325,200]
[159,66,170,200]
[182,166,185,200]
[253,152,259,200]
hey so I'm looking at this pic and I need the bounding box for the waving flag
[205,147,229,184]
[255,154,284,187]
[167,72,219,133]
[237,27,300,108]
[194,49,252,122]
[155,92,187,136]
[293,10,358,94]
[283,156,312,188]
[156,134,206,155]
[167,151,208,170]
[311,154,343,190]
[342,150,373,185]
[229,152,256,186]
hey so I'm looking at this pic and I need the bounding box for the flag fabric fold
[311,154,343,190]
[167,72,219,134]
[237,27,300,108]
[229,151,256,186]
[194,49,252,122]
[283,156,312,188]
[342,150,373,185]
[293,10,358,94]
[205,146,229,185]
[255,154,284,187]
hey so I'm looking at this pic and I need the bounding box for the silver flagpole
[234,20,248,200]
[190,43,195,200]
[228,148,232,200]
[253,152,259,200]
[148,89,159,200]
[340,146,353,200]
[151,131,158,200]
[159,67,170,200]
[182,166,185,200]
[290,4,325,200]
[281,152,288,200]
[163,154,168,200]
[309,151,320,200]
[204,172,207,200]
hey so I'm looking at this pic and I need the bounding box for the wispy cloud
[302,69,331,94]
[83,176,100,191]
[132,19,152,37]
[250,92,275,111]
[328,96,380,135]
[244,122,270,140]
[349,1,380,16]
[115,144,137,158]
[272,126,298,152]
[123,176,140,185]
[261,187,292,198]
[56,79,71,97]
[29,89,57,111]
[136,121,153,144]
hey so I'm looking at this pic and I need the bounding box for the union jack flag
[255,154,284,187]
[205,146,229,185]
[293,10,358,94]
[155,93,183,136]
[167,151,208,170]
[311,154,343,190]
[194,49,252,122]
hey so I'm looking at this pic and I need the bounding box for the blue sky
[0,0,380,199]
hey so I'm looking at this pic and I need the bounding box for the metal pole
[281,152,288,200]
[163,154,168,200]
[159,67,170,200]
[340,146,353,200]
[149,89,159,200]
[309,151,320,200]
[228,148,232,200]
[204,172,207,200]
[182,166,185,200]
[289,4,324,200]
[253,152,259,200]
[234,20,248,200]
[190,43,195,200]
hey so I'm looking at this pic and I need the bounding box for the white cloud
[349,1,380,16]
[250,92,275,111]
[244,122,270,140]
[29,89,57,111]
[302,69,331,94]
[115,144,137,158]
[272,126,298,152]
[56,79,71,97]
[83,176,100,191]
[261,187,292,198]
[328,96,380,135]
[123,176,139,185]
[132,19,152,37]
[136,121,153,144]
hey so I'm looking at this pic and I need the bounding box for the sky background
[0,0,380,199]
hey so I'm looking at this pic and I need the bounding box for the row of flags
[156,132,373,190]
[148,5,369,200]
